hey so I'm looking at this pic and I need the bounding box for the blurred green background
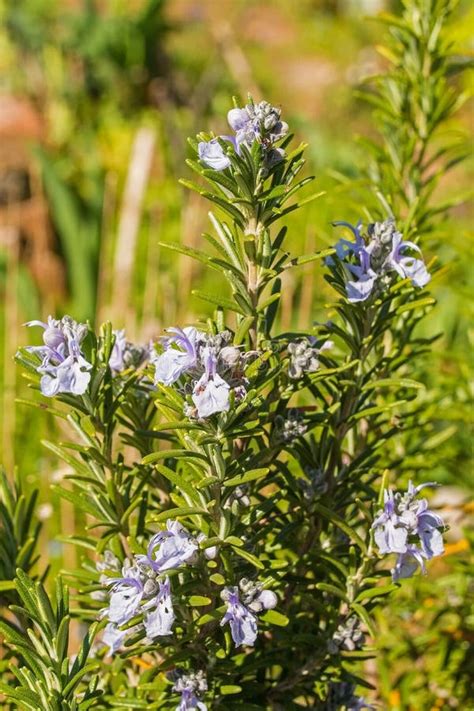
[0,1,472,708]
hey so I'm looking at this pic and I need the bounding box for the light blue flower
[333,220,366,260]
[25,316,92,397]
[372,481,445,581]
[176,690,207,711]
[227,107,251,133]
[107,566,144,625]
[239,101,288,144]
[331,219,431,303]
[192,348,230,418]
[102,623,128,655]
[372,489,408,555]
[109,329,127,372]
[412,499,445,558]
[153,327,203,386]
[333,221,378,302]
[198,138,233,171]
[199,100,287,172]
[173,670,208,711]
[392,544,428,582]
[137,520,199,573]
[388,232,431,287]
[346,266,378,303]
[144,577,175,638]
[220,587,258,647]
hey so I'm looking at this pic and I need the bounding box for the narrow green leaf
[223,468,269,487]
[261,609,289,627]
[151,507,208,522]
[188,596,212,606]
[355,584,399,603]
[231,546,264,569]
[313,503,367,553]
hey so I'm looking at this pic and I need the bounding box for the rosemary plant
[3,1,470,709]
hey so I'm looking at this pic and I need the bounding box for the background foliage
[0,0,472,709]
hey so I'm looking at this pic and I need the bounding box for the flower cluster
[101,520,199,653]
[198,99,288,171]
[100,523,277,657]
[152,327,251,418]
[298,467,328,499]
[325,682,375,711]
[328,616,365,654]
[372,482,445,581]
[331,219,430,302]
[274,408,307,442]
[288,338,333,379]
[23,316,92,396]
[220,578,277,647]
[109,329,149,373]
[171,669,208,711]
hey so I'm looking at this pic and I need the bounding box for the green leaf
[220,685,243,695]
[234,316,256,345]
[350,602,377,639]
[261,609,289,627]
[355,584,399,603]
[209,573,226,585]
[349,400,406,422]
[231,546,264,569]
[192,289,248,316]
[150,506,208,522]
[223,468,269,487]
[288,248,335,267]
[313,503,367,553]
[0,580,16,591]
[188,596,212,606]
[396,297,435,314]
[51,486,100,518]
[362,378,424,391]
[142,450,208,465]
[315,582,349,602]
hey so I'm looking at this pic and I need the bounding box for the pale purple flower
[176,690,207,711]
[328,682,375,710]
[372,489,408,555]
[227,107,251,133]
[328,616,365,654]
[107,566,144,625]
[238,578,278,613]
[413,499,445,558]
[102,623,128,655]
[137,520,199,573]
[198,138,232,171]
[109,332,148,373]
[332,221,378,302]
[249,589,278,613]
[392,544,428,582]
[199,100,287,171]
[144,577,175,638]
[197,533,218,560]
[333,220,366,260]
[388,232,430,287]
[25,316,92,397]
[331,219,430,303]
[109,329,127,372]
[173,670,208,711]
[153,327,203,386]
[220,587,258,647]
[288,338,333,379]
[192,348,230,418]
[373,481,445,581]
[244,101,288,143]
[346,265,378,303]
